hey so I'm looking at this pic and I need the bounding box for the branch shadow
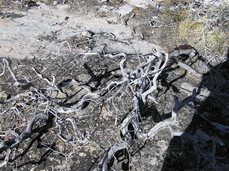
[107,148,130,171]
[0,112,56,168]
[83,63,120,88]
[161,51,229,170]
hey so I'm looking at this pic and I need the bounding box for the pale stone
[127,0,149,9]
[0,2,163,59]
[81,31,92,37]
[79,152,87,157]
[1,46,13,53]
[116,4,133,16]
[53,1,58,5]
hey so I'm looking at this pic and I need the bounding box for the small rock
[81,31,93,37]
[79,152,87,157]
[53,1,58,5]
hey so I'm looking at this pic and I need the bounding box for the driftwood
[0,45,214,170]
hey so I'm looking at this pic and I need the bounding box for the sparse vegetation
[165,8,188,22]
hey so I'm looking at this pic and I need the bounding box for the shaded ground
[162,58,229,171]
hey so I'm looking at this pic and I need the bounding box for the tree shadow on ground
[162,51,229,170]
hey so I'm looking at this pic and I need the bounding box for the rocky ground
[0,0,228,171]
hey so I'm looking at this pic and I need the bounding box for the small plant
[165,8,188,22]
[177,18,228,57]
